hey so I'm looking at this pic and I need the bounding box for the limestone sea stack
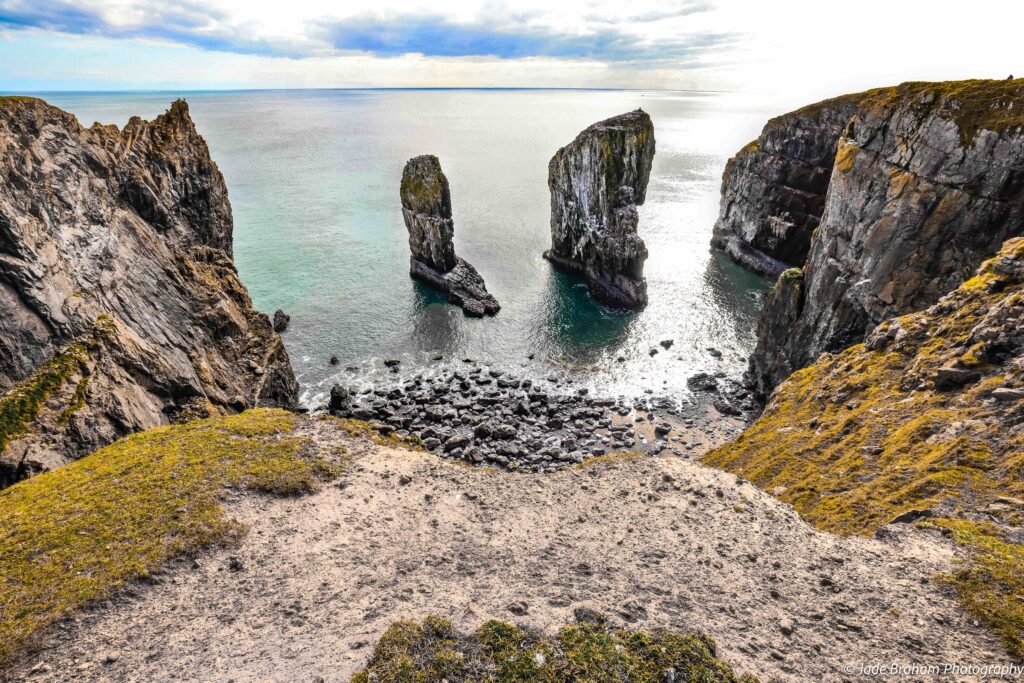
[400,155,499,317]
[545,109,655,309]
[0,97,298,484]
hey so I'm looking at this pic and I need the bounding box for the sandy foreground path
[8,420,1013,682]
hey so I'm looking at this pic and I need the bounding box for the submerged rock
[0,97,298,484]
[739,81,1024,396]
[545,109,655,309]
[400,155,499,317]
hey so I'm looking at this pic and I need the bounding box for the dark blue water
[28,89,774,406]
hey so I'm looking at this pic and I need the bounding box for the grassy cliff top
[353,615,757,682]
[768,79,1024,147]
[707,237,1024,656]
[0,409,343,667]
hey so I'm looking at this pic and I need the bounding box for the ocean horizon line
[0,86,739,96]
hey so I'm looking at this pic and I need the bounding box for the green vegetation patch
[860,79,1024,146]
[779,267,803,283]
[317,414,424,450]
[0,408,341,666]
[352,615,757,682]
[920,519,1024,657]
[706,238,1024,656]
[0,96,47,109]
[0,343,89,455]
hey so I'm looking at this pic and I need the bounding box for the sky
[1,0,1022,103]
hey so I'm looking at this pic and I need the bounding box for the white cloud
[0,0,1021,96]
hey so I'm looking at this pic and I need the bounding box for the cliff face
[741,80,1024,396]
[0,97,298,484]
[712,93,866,276]
[545,110,655,309]
[708,237,1024,656]
[400,155,499,317]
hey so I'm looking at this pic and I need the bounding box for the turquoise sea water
[28,89,774,406]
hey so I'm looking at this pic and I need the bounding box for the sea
[27,89,777,408]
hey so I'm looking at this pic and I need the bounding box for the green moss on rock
[0,343,89,455]
[779,267,803,282]
[352,615,757,682]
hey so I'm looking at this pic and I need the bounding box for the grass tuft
[0,408,341,666]
[352,616,757,682]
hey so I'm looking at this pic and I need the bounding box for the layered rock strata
[400,155,499,317]
[545,109,655,309]
[712,93,867,276]
[730,81,1024,396]
[0,97,298,484]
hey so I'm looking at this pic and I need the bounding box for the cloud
[0,0,735,65]
[315,14,735,63]
[0,0,305,57]
[583,1,713,24]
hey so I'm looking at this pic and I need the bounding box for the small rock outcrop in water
[0,97,298,484]
[272,309,290,333]
[723,81,1024,396]
[400,155,499,317]
[711,93,868,276]
[545,109,655,309]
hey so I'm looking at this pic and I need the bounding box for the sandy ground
[9,419,1014,683]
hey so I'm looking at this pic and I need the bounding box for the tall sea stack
[0,97,298,484]
[400,155,499,317]
[545,109,655,310]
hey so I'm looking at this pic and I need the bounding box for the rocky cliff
[708,236,1024,656]
[400,155,499,317]
[712,93,866,276]
[0,97,298,484]
[545,110,655,309]
[735,80,1024,396]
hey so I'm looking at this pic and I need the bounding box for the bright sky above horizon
[0,0,1021,105]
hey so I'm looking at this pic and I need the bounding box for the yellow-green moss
[860,79,1024,145]
[920,519,1024,658]
[787,79,1024,147]
[574,450,645,469]
[0,409,341,666]
[707,237,1024,655]
[0,96,46,109]
[0,343,88,454]
[316,414,424,450]
[779,267,803,283]
[352,616,757,682]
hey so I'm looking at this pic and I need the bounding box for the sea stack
[400,155,499,317]
[545,109,655,309]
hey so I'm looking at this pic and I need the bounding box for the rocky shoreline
[321,359,756,472]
